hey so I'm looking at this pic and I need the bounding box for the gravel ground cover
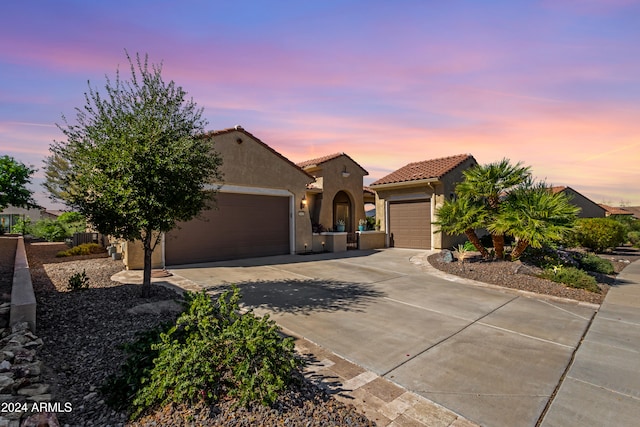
[16,241,373,426]
[427,246,640,305]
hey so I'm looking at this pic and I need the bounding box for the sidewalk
[540,259,640,426]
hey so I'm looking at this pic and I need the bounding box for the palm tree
[433,196,490,258]
[489,182,579,260]
[455,159,531,258]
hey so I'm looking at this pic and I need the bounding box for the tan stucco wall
[372,156,476,250]
[122,234,164,270]
[209,130,315,255]
[303,155,367,232]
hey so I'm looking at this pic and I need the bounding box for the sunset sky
[2,0,639,208]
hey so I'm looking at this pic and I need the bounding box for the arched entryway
[333,190,353,232]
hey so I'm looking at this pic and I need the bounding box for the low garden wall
[10,237,36,332]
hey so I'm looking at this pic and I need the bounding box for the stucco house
[158,127,316,266]
[296,153,369,233]
[370,154,477,250]
[550,186,606,218]
[598,204,635,218]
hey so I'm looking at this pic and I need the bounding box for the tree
[0,155,38,211]
[455,158,531,258]
[46,52,223,296]
[433,196,490,258]
[489,181,579,259]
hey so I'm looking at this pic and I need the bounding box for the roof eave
[370,177,440,189]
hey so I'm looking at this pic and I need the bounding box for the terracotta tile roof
[370,154,475,186]
[550,186,567,194]
[599,204,634,216]
[297,152,369,175]
[204,127,314,181]
[363,186,375,195]
[296,153,344,168]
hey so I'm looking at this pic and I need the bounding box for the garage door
[388,200,431,249]
[165,193,290,265]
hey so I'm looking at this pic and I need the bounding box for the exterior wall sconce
[300,196,307,209]
[341,167,350,178]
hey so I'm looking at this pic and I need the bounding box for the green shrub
[628,231,640,248]
[540,266,600,293]
[103,287,302,420]
[67,270,90,291]
[570,218,626,252]
[11,217,31,235]
[31,219,68,242]
[56,243,104,257]
[578,252,614,274]
[101,325,171,410]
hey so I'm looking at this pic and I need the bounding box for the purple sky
[2,0,639,208]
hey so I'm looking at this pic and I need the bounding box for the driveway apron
[170,249,597,427]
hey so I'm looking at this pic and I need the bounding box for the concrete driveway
[169,249,598,427]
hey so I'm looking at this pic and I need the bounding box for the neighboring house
[158,127,315,266]
[0,205,52,232]
[296,153,369,233]
[622,206,640,220]
[550,187,606,218]
[598,204,635,219]
[370,154,477,250]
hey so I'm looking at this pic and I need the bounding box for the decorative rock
[21,412,60,427]
[13,349,35,364]
[440,249,454,263]
[83,391,98,401]
[17,384,49,396]
[2,351,14,362]
[10,323,29,334]
[23,339,43,349]
[25,393,52,403]
[0,375,13,392]
[0,361,10,372]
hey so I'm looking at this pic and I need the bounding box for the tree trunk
[492,233,505,259]
[510,240,529,260]
[141,231,153,298]
[464,229,490,259]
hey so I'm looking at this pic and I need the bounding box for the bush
[30,219,68,242]
[570,218,626,252]
[628,231,640,248]
[11,217,31,235]
[67,270,90,291]
[540,266,600,293]
[56,243,104,257]
[102,287,302,420]
[578,252,614,274]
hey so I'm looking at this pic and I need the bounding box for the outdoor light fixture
[341,166,350,178]
[300,196,307,209]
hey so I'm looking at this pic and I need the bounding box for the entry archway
[333,190,353,232]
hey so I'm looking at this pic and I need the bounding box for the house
[370,154,477,250]
[296,153,369,233]
[121,129,390,269]
[598,204,635,218]
[0,206,61,233]
[160,127,316,266]
[621,206,640,220]
[550,187,606,218]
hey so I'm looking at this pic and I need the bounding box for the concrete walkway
[539,258,640,426]
[113,249,640,426]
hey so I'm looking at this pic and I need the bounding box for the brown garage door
[165,193,290,265]
[389,200,431,249]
